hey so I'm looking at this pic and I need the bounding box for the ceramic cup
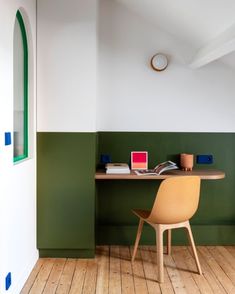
[180,153,194,171]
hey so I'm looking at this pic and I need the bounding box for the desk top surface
[95,169,225,180]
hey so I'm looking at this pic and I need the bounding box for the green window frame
[13,11,28,162]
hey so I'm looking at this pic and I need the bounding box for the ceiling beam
[189,23,235,68]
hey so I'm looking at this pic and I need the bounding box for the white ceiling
[220,51,235,69]
[116,0,235,68]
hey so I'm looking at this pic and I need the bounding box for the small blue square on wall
[5,132,11,146]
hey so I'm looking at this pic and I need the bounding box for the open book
[135,161,178,176]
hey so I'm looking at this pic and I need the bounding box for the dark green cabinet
[37,132,96,257]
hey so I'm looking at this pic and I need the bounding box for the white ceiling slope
[189,23,235,68]
[116,0,235,68]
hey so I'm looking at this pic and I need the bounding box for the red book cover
[131,151,148,170]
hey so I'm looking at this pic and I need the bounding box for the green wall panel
[97,225,235,245]
[37,132,96,256]
[96,132,235,245]
[37,131,235,251]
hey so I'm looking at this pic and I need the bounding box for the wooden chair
[131,176,202,283]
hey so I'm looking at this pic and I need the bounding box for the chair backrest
[147,176,201,224]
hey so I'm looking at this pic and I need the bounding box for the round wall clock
[150,53,168,71]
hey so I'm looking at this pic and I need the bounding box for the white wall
[0,1,37,293]
[37,0,97,132]
[97,0,235,132]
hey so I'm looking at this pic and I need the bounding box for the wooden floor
[21,246,235,294]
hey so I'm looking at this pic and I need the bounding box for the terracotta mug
[180,153,194,171]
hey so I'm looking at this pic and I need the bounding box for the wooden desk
[95,169,225,180]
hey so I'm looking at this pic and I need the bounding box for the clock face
[151,54,168,71]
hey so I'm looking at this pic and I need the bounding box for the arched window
[13,10,28,162]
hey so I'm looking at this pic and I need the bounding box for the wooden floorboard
[109,246,122,294]
[120,246,135,294]
[140,246,161,294]
[130,246,148,294]
[20,246,235,294]
[56,258,76,294]
[96,246,109,294]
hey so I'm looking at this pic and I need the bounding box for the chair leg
[132,219,144,262]
[185,221,202,275]
[156,224,164,283]
[166,229,171,255]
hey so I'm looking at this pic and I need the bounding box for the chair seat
[132,209,151,219]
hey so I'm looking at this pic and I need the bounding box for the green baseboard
[39,249,95,258]
[97,225,235,245]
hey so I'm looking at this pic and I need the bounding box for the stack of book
[105,163,130,174]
